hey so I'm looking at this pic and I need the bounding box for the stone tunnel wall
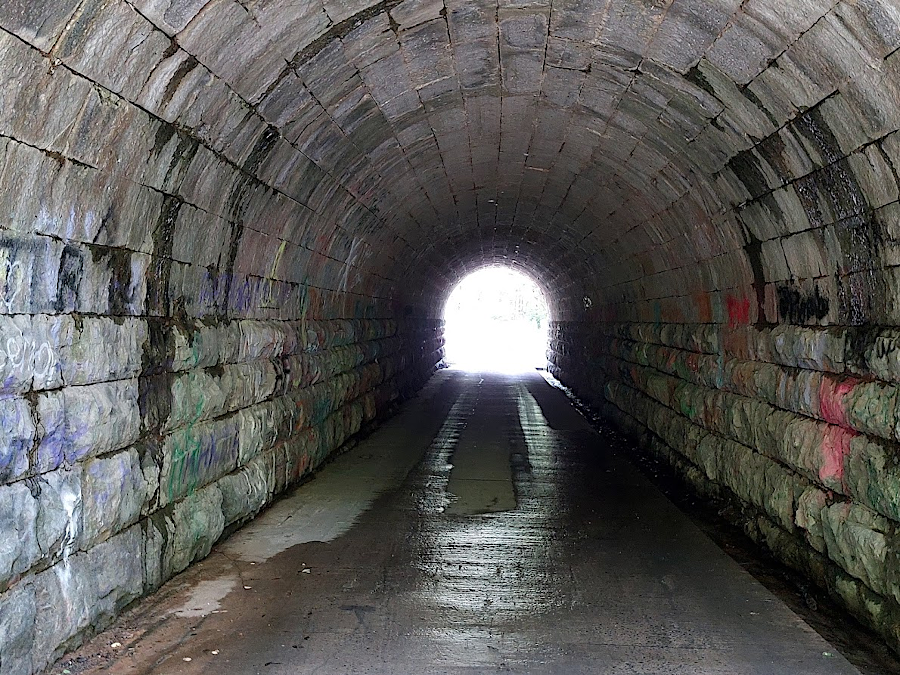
[7,0,900,670]
[550,320,900,651]
[0,5,444,672]
[545,6,900,652]
[0,313,442,674]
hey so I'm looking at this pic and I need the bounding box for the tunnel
[3,0,900,672]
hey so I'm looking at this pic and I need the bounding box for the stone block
[165,485,224,577]
[795,486,829,553]
[142,515,167,593]
[31,525,143,673]
[88,525,144,625]
[222,361,278,411]
[54,0,169,100]
[90,181,161,253]
[769,325,845,371]
[238,320,290,362]
[30,315,72,391]
[31,555,93,673]
[0,315,58,396]
[35,468,83,565]
[0,314,69,396]
[390,0,443,30]
[60,317,146,386]
[0,580,35,675]
[848,144,899,210]
[864,328,900,382]
[0,468,81,590]
[844,380,899,441]
[76,247,150,316]
[821,503,893,601]
[36,380,140,472]
[170,320,241,371]
[0,483,39,590]
[159,417,240,506]
[81,450,148,547]
[647,0,742,74]
[218,459,271,526]
[236,403,282,465]
[0,398,33,483]
[0,0,82,51]
[839,54,900,143]
[164,369,228,432]
[845,435,900,523]
[763,461,805,532]
[0,36,91,152]
[0,234,74,314]
[324,0,377,24]
[171,206,230,269]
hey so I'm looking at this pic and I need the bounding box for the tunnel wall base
[0,317,443,675]
[549,320,900,654]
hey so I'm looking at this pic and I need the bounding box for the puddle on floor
[171,576,239,618]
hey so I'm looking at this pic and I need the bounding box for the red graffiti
[726,296,751,329]
[818,377,859,427]
[819,425,856,489]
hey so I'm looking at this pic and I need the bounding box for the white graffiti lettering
[0,321,59,387]
[0,253,25,313]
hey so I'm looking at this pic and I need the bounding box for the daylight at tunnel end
[4,0,900,672]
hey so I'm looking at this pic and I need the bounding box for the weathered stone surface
[10,0,900,667]
[35,468,82,565]
[31,525,143,673]
[555,317,900,655]
[36,380,140,473]
[165,485,225,577]
[218,459,271,526]
[60,318,146,386]
[795,486,829,553]
[0,484,39,590]
[821,503,895,603]
[87,525,144,624]
[141,515,167,594]
[0,0,81,51]
[81,450,148,547]
[0,398,32,483]
[0,315,67,395]
[390,0,443,30]
[236,402,284,465]
[159,417,241,506]
[31,556,93,673]
[0,581,35,675]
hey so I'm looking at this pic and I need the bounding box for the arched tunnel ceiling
[4,0,900,319]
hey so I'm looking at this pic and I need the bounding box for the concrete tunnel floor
[54,370,877,675]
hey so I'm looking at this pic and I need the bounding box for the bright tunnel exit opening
[443,267,550,372]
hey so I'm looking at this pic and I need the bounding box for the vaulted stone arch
[3,1,900,671]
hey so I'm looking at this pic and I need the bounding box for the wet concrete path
[62,370,860,674]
